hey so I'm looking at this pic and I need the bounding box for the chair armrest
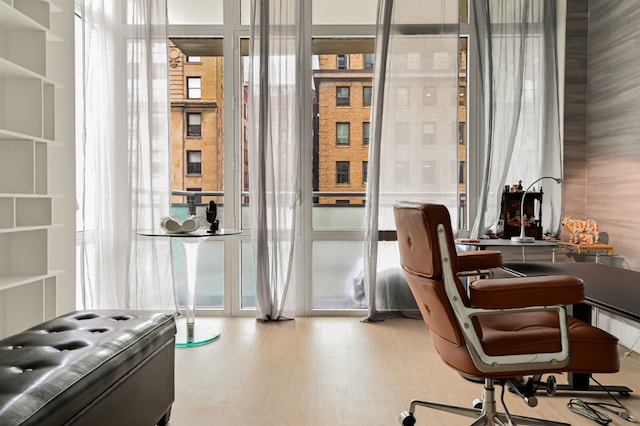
[469,275,584,309]
[457,250,503,272]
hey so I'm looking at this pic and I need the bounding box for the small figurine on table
[206,200,219,233]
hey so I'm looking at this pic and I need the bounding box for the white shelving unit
[0,0,60,338]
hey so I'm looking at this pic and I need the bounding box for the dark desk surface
[503,262,640,322]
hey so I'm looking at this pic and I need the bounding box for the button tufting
[111,315,132,321]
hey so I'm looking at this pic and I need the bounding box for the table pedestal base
[174,317,220,347]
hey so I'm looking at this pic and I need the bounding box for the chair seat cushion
[477,311,619,374]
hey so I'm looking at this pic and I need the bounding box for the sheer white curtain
[365,0,460,321]
[248,0,303,320]
[78,0,175,311]
[470,0,563,238]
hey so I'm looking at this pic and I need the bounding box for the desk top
[503,262,640,322]
[456,239,558,248]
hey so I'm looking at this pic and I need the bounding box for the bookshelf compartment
[44,275,55,320]
[35,141,47,194]
[0,198,13,228]
[0,229,48,277]
[1,76,43,137]
[43,82,54,140]
[14,0,50,30]
[0,139,34,193]
[6,28,47,75]
[2,279,44,336]
[16,197,51,227]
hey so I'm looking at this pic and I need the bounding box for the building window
[396,122,410,144]
[336,122,350,145]
[336,86,350,106]
[422,122,436,145]
[362,122,370,145]
[422,161,436,184]
[396,86,409,106]
[422,86,436,106]
[364,53,375,70]
[336,199,350,205]
[337,54,348,70]
[187,112,202,136]
[395,161,409,185]
[187,76,201,99]
[187,150,202,175]
[363,86,372,107]
[362,161,368,184]
[187,56,201,63]
[336,161,350,184]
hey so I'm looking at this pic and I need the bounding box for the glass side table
[139,228,241,347]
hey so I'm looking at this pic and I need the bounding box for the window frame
[186,112,202,137]
[186,76,202,99]
[336,161,350,184]
[336,86,350,106]
[336,122,350,145]
[186,149,202,175]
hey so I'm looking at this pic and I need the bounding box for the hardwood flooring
[171,317,640,425]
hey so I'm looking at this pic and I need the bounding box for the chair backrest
[393,202,470,351]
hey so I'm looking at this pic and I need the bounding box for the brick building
[313,53,374,205]
[169,42,224,207]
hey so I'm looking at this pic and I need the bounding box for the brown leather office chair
[393,202,620,426]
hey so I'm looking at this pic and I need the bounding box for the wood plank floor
[171,317,640,425]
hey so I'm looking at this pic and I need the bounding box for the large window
[164,0,469,315]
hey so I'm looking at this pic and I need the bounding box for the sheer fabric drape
[248,0,303,320]
[365,0,460,321]
[78,0,175,311]
[470,0,563,238]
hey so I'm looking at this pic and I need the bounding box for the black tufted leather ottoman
[0,310,176,426]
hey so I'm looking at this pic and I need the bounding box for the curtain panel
[365,0,460,321]
[470,0,563,238]
[248,0,304,320]
[78,0,175,311]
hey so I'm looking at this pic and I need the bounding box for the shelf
[0,0,49,32]
[0,272,56,292]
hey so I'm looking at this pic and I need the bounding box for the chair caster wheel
[546,375,557,396]
[473,398,482,409]
[399,411,416,426]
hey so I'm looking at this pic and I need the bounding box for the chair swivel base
[399,379,570,426]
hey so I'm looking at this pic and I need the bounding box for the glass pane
[241,242,256,309]
[312,0,378,25]
[313,39,374,228]
[312,241,367,309]
[241,0,297,25]
[167,0,223,25]
[169,40,225,221]
[172,240,224,309]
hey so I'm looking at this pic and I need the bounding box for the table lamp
[511,176,562,243]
